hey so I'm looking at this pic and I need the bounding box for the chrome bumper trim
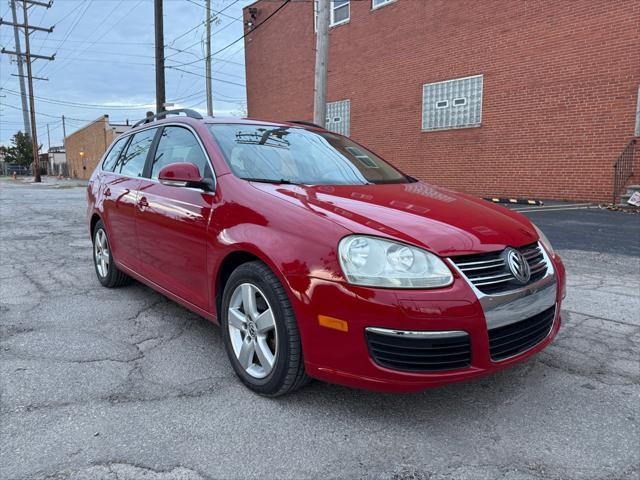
[365,327,468,339]
[449,243,558,329]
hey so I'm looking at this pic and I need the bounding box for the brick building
[65,116,128,180]
[243,0,639,202]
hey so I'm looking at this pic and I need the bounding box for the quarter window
[116,128,156,177]
[422,74,483,131]
[101,136,129,172]
[151,126,211,179]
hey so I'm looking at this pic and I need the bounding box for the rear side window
[101,136,129,172]
[150,126,211,179]
[116,128,157,177]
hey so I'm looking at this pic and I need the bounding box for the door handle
[103,187,111,197]
[138,197,149,209]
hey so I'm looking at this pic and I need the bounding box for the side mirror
[158,162,214,191]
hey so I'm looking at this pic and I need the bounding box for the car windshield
[208,124,411,185]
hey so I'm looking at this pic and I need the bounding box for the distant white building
[48,146,67,176]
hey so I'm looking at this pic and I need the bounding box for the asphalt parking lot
[1,179,638,480]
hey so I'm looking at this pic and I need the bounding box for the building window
[422,74,483,132]
[315,1,350,29]
[636,84,640,137]
[332,0,349,24]
[325,100,350,136]
[372,0,396,10]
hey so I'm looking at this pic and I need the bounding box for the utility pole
[154,0,166,115]
[9,0,30,137]
[205,0,213,116]
[61,114,66,141]
[313,0,330,127]
[46,123,50,149]
[1,0,55,183]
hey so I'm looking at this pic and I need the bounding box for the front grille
[365,330,471,372]
[488,306,556,361]
[451,242,548,294]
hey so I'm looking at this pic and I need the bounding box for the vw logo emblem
[505,248,531,284]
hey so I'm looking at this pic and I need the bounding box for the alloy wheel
[227,283,278,379]
[94,229,110,278]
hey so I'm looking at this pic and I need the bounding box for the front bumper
[288,252,566,392]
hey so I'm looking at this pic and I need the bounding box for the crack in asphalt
[39,462,211,480]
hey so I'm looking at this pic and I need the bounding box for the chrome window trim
[365,327,468,340]
[98,122,217,193]
[448,242,557,330]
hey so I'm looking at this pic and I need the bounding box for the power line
[165,66,245,87]
[184,0,242,23]
[35,0,94,75]
[2,87,153,109]
[35,37,153,46]
[43,0,140,77]
[165,0,291,68]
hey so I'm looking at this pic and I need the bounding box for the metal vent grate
[365,329,472,372]
[488,306,556,361]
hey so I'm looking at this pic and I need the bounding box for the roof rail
[131,109,203,129]
[287,120,324,129]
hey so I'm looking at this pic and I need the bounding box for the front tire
[220,261,310,396]
[92,220,132,288]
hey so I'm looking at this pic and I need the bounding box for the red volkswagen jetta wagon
[87,110,566,396]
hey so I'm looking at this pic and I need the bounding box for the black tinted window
[151,126,210,179]
[116,128,156,177]
[208,124,409,185]
[101,136,129,172]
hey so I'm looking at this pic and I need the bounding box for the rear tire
[92,220,132,288]
[220,261,310,396]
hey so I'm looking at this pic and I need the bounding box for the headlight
[533,224,554,255]
[338,235,453,288]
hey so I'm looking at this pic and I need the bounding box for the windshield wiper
[240,177,297,185]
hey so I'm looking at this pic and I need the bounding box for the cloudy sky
[0,0,255,148]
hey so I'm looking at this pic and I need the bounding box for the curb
[484,197,544,206]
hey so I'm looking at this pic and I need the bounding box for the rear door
[102,127,158,271]
[136,125,215,310]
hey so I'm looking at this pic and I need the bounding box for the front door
[136,125,215,310]
[101,128,156,270]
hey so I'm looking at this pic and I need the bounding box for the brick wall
[244,0,640,202]
[65,116,118,180]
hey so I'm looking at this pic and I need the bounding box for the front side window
[151,126,211,179]
[116,128,156,177]
[208,124,410,185]
[102,136,129,172]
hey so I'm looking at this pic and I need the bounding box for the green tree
[0,131,33,166]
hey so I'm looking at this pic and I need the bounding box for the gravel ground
[1,179,638,480]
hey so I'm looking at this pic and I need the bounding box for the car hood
[250,181,538,256]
